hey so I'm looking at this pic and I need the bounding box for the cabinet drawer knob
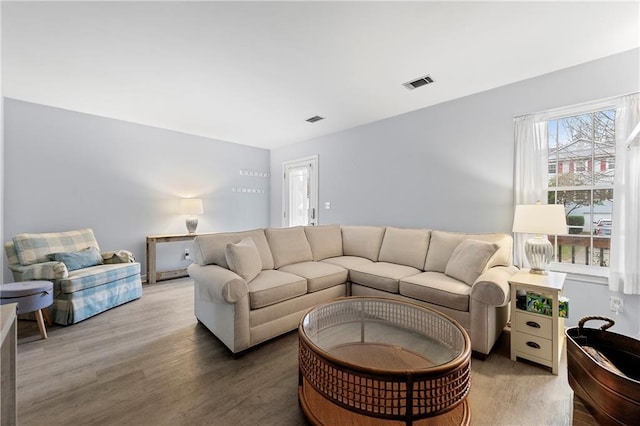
[526,341,541,349]
[526,321,541,329]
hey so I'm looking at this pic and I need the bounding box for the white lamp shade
[180,198,204,215]
[512,204,567,235]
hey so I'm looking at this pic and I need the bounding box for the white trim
[549,262,608,285]
[516,91,638,122]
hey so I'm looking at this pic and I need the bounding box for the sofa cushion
[247,270,307,309]
[13,228,100,266]
[193,229,274,270]
[445,239,499,285]
[60,262,141,293]
[278,261,348,293]
[424,231,512,272]
[341,226,386,261]
[400,271,471,312]
[47,246,104,271]
[224,237,262,282]
[378,227,430,270]
[304,225,343,261]
[349,262,421,293]
[265,227,313,269]
[321,256,373,279]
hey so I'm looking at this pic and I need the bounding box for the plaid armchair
[4,228,142,325]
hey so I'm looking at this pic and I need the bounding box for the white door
[283,156,318,227]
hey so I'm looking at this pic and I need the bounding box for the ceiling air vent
[402,75,435,90]
[306,115,324,123]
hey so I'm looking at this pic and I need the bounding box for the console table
[146,233,212,284]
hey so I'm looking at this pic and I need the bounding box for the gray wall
[270,48,640,336]
[3,99,270,282]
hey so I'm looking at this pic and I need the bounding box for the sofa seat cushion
[247,270,307,309]
[278,261,347,293]
[399,272,471,312]
[349,262,421,294]
[60,262,141,294]
[321,256,373,280]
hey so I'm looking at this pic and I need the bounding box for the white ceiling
[2,1,639,149]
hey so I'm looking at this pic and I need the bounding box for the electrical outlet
[609,295,624,313]
[184,249,190,260]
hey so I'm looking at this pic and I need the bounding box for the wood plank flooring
[15,278,594,425]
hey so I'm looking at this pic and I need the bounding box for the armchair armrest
[101,250,136,264]
[470,265,518,306]
[8,261,69,281]
[188,263,248,304]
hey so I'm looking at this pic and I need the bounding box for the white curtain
[513,116,548,267]
[609,93,640,294]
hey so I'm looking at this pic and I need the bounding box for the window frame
[544,106,617,277]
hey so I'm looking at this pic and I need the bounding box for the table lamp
[512,202,567,275]
[180,198,204,234]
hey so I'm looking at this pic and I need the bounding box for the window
[547,109,615,268]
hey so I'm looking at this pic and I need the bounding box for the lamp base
[525,236,553,275]
[186,216,198,234]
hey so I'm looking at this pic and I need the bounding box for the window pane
[556,189,590,235]
[556,114,593,186]
[593,109,616,186]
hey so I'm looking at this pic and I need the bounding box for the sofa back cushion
[341,226,386,262]
[424,230,512,272]
[12,228,100,266]
[265,227,313,269]
[193,229,274,270]
[378,227,431,270]
[304,224,343,261]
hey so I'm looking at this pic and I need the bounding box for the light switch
[324,202,331,210]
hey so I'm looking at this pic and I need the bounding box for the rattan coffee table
[298,297,471,425]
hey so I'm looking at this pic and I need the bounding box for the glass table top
[301,297,467,371]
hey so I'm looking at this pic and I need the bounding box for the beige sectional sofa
[188,225,517,356]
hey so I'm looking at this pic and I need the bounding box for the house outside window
[547,108,615,268]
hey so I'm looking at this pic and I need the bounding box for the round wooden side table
[0,281,54,339]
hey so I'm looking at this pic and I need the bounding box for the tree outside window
[547,109,615,267]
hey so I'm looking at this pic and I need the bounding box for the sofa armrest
[8,261,69,281]
[188,263,248,304]
[470,265,518,306]
[102,250,136,264]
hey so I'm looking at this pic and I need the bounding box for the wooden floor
[15,278,594,425]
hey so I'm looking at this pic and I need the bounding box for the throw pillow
[444,239,499,285]
[47,246,104,271]
[224,237,262,282]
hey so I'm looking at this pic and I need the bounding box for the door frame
[282,155,318,227]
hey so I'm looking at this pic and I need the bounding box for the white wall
[270,48,640,336]
[0,3,4,282]
[3,99,270,282]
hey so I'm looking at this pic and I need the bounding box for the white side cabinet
[509,269,566,375]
